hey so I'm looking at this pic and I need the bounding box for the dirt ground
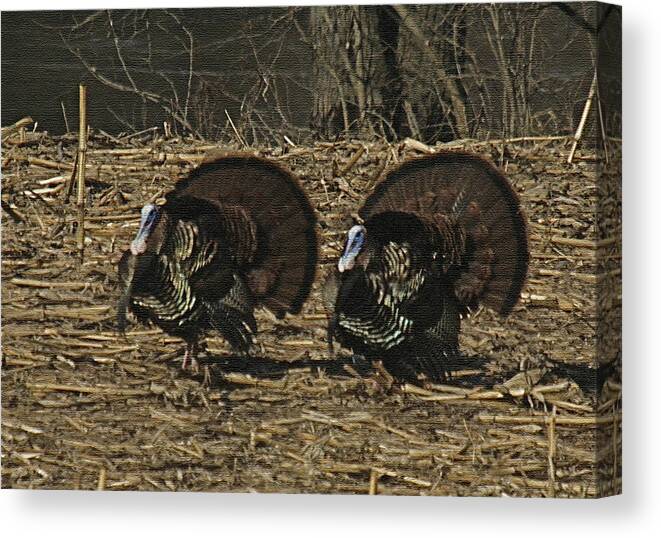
[1,130,621,496]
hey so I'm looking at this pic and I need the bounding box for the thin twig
[76,84,88,263]
[568,72,597,164]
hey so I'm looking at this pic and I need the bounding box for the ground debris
[1,131,621,496]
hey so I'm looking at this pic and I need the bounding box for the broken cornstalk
[76,84,88,262]
[567,72,597,164]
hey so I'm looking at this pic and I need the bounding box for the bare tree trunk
[376,6,404,137]
[309,5,471,141]
[310,6,386,138]
[392,4,470,139]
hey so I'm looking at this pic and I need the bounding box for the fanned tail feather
[169,154,318,317]
[359,151,528,315]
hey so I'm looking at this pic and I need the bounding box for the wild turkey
[325,151,528,382]
[118,154,318,371]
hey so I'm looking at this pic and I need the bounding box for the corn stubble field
[1,129,621,496]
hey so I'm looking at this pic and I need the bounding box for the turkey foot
[181,341,199,372]
[364,360,396,394]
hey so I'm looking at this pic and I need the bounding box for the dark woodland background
[2,3,621,144]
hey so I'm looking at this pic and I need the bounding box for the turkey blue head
[130,204,160,255]
[338,224,366,273]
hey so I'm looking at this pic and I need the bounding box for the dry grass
[1,128,621,496]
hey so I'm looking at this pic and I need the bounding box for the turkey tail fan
[360,151,528,316]
[169,154,318,318]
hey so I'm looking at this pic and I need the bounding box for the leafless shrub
[57,5,619,144]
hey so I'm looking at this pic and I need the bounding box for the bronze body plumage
[118,155,318,370]
[326,151,529,382]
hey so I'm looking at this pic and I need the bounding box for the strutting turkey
[324,151,528,382]
[118,154,318,372]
